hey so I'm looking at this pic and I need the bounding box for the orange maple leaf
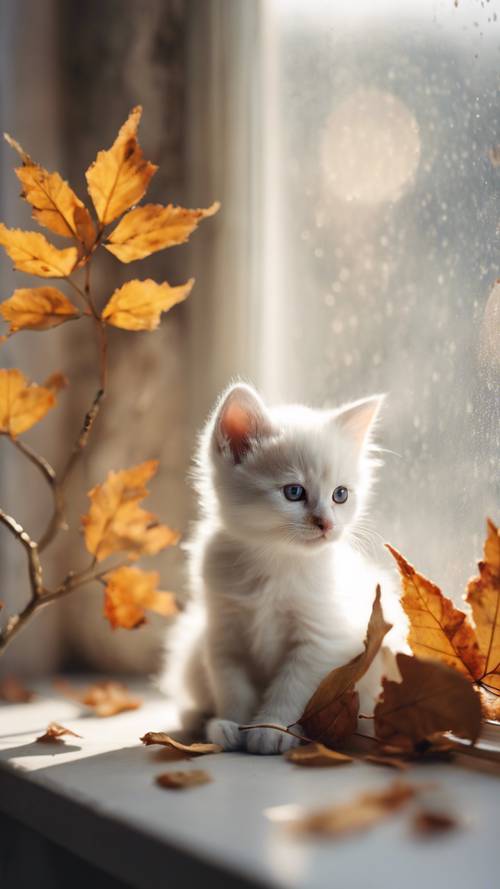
[86,106,157,226]
[101,278,194,331]
[387,544,484,681]
[5,133,96,249]
[0,368,61,436]
[81,459,180,562]
[0,287,80,333]
[104,565,177,629]
[0,224,78,277]
[105,202,220,263]
[466,519,500,693]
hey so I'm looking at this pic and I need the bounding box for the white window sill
[0,678,498,889]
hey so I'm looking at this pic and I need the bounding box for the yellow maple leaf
[81,460,180,562]
[85,106,157,226]
[0,368,59,436]
[103,566,177,629]
[466,519,500,693]
[0,287,80,333]
[104,201,220,263]
[0,224,78,277]
[5,133,96,249]
[387,544,485,681]
[101,278,194,331]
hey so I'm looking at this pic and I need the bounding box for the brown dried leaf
[155,769,212,790]
[81,460,180,562]
[102,278,194,331]
[140,732,223,756]
[0,224,78,277]
[387,544,484,680]
[36,722,82,743]
[363,754,409,771]
[104,566,177,629]
[374,653,482,746]
[0,368,58,436]
[466,519,500,692]
[479,688,500,721]
[86,106,157,225]
[0,675,35,703]
[55,678,142,717]
[1,287,79,333]
[5,133,96,248]
[412,811,459,835]
[289,780,418,837]
[105,202,220,262]
[300,586,390,744]
[285,742,352,767]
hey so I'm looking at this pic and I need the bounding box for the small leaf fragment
[140,732,223,756]
[412,810,459,835]
[81,460,180,562]
[285,742,352,767]
[36,722,82,743]
[0,675,35,703]
[374,653,482,746]
[104,566,177,629]
[0,368,58,436]
[0,224,78,277]
[86,106,157,225]
[288,780,418,837]
[388,544,484,680]
[55,678,142,717]
[105,201,220,262]
[155,769,212,790]
[363,754,409,771]
[0,287,80,333]
[102,278,194,331]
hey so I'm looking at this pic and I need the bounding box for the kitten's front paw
[206,718,243,751]
[245,723,303,755]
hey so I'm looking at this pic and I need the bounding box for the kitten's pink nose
[312,515,333,534]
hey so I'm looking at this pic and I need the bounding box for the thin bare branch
[9,437,56,487]
[0,510,44,597]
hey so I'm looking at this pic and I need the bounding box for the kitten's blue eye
[333,486,348,504]
[283,484,306,502]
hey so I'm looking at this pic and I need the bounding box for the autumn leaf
[155,770,212,790]
[363,754,409,771]
[284,742,352,767]
[0,224,78,277]
[81,460,180,562]
[104,566,177,629]
[0,287,80,333]
[5,133,96,249]
[374,653,482,747]
[0,368,59,436]
[287,780,418,837]
[86,106,157,225]
[101,278,194,331]
[466,519,500,693]
[387,544,484,681]
[412,811,459,835]
[105,202,220,263]
[140,732,223,756]
[300,586,391,744]
[43,371,68,394]
[54,678,142,717]
[36,722,82,743]
[479,688,500,721]
[0,675,35,703]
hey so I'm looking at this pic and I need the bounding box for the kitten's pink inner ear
[218,389,272,461]
[336,396,383,447]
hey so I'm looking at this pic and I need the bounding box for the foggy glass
[261,0,499,596]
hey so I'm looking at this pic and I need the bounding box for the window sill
[0,678,498,889]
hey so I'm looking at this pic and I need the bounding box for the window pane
[261,0,499,592]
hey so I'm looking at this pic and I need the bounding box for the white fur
[162,383,407,753]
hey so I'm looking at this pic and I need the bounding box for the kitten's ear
[334,394,385,448]
[214,384,273,462]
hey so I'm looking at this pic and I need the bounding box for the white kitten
[163,383,406,754]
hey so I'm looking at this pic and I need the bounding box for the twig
[9,437,56,487]
[238,722,313,744]
[38,388,104,553]
[0,510,44,598]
